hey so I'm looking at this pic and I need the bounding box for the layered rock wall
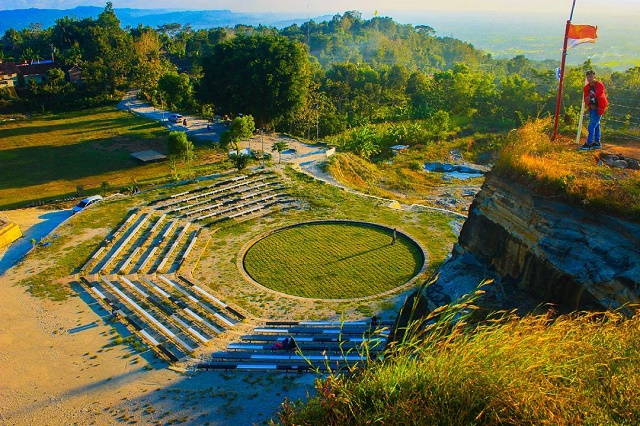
[410,173,640,317]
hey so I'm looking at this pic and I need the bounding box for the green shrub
[220,115,255,148]
[168,131,194,162]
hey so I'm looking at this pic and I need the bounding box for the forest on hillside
[1,3,639,155]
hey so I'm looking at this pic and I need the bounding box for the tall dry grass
[495,119,640,219]
[277,289,640,425]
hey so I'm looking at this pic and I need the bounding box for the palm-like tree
[271,140,289,164]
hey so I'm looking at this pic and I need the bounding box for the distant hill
[0,7,331,33]
[1,7,637,70]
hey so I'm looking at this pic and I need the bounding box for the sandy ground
[0,204,316,425]
[0,264,316,425]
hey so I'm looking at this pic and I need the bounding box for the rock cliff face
[411,173,640,317]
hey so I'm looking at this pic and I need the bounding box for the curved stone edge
[292,164,468,220]
[236,219,428,303]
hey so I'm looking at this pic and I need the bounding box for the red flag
[567,24,598,48]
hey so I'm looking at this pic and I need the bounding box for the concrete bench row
[241,334,386,344]
[194,193,287,222]
[160,174,275,210]
[155,223,190,274]
[182,188,285,222]
[149,174,250,206]
[196,318,388,372]
[108,276,209,352]
[141,276,225,334]
[179,183,283,219]
[125,276,219,343]
[197,363,316,372]
[79,277,187,362]
[94,214,151,274]
[133,219,180,274]
[227,341,386,353]
[196,354,367,372]
[172,180,281,215]
[209,352,366,362]
[154,170,275,206]
[82,213,139,273]
[177,275,246,321]
[224,198,294,220]
[253,326,390,336]
[158,275,237,327]
[208,199,297,225]
[176,230,199,271]
[99,277,197,353]
[107,212,139,244]
[103,214,167,275]
[116,278,210,347]
[167,176,278,214]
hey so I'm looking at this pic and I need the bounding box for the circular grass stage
[241,221,426,299]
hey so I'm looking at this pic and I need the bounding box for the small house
[67,65,83,84]
[0,61,19,88]
[16,60,56,85]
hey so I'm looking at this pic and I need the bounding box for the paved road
[117,91,225,142]
[117,92,466,219]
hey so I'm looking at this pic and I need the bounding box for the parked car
[168,114,183,123]
[72,195,103,214]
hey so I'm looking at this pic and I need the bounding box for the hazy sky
[2,0,640,16]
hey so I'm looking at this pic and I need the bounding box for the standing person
[580,70,609,150]
[391,228,397,245]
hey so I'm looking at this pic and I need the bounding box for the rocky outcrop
[597,152,640,170]
[415,173,640,315]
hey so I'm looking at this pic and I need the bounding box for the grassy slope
[325,133,503,213]
[0,106,225,209]
[495,119,640,220]
[243,223,422,299]
[279,307,640,425]
[16,196,139,300]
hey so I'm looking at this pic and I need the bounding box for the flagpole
[575,77,587,144]
[552,0,578,140]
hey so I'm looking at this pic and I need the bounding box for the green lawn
[0,106,225,209]
[243,222,423,299]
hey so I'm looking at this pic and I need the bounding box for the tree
[168,131,194,162]
[100,181,110,196]
[220,115,255,150]
[271,140,289,164]
[200,35,311,127]
[133,29,170,97]
[157,72,194,111]
[230,153,249,171]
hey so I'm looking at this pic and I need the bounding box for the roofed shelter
[131,150,167,164]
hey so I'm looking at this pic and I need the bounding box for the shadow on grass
[0,116,137,138]
[329,244,389,264]
[0,137,167,191]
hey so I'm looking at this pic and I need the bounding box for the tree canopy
[200,35,311,127]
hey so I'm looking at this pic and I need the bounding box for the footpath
[118,92,466,219]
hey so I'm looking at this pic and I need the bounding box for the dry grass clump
[277,295,640,425]
[495,119,640,219]
[326,152,382,188]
